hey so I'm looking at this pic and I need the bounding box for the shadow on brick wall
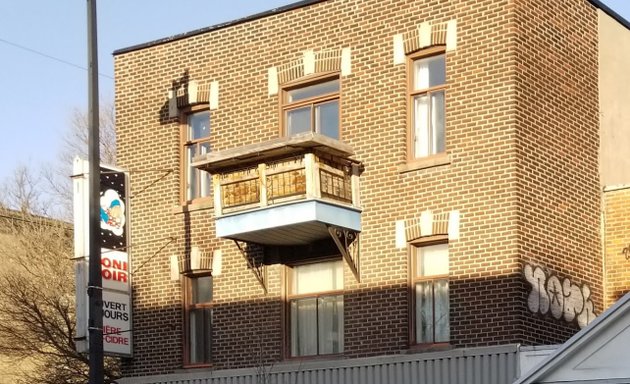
[158,70,191,125]
[121,271,587,377]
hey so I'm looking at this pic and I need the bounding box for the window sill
[172,200,214,214]
[398,153,451,173]
[177,363,213,372]
[283,352,344,362]
[407,342,452,354]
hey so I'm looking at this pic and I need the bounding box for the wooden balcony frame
[192,133,364,288]
[212,152,361,219]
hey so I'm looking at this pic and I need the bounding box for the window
[183,110,211,202]
[409,53,446,159]
[289,260,344,356]
[184,274,213,365]
[283,78,340,139]
[412,243,449,344]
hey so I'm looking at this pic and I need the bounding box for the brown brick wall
[513,0,602,342]
[114,0,603,376]
[603,187,630,307]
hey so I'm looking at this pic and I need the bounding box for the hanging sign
[73,158,133,357]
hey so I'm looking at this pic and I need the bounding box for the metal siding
[120,345,519,384]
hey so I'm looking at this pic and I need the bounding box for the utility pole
[87,0,104,383]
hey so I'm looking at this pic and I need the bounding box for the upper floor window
[412,242,449,344]
[282,78,340,140]
[184,274,213,365]
[183,110,211,202]
[409,53,446,159]
[289,259,344,357]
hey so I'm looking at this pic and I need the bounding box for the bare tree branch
[0,101,116,220]
[0,102,119,382]
[0,210,121,383]
[0,165,47,216]
[61,101,116,166]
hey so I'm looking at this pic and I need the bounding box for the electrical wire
[0,37,114,80]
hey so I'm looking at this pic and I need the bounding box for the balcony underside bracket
[327,225,360,283]
[233,240,268,294]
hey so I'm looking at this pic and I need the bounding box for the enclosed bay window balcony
[193,133,363,248]
[194,133,363,288]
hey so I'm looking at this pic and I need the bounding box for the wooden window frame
[284,258,344,358]
[180,106,212,205]
[280,73,341,139]
[182,273,213,367]
[408,236,450,347]
[406,46,447,165]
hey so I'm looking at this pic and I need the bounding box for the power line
[0,37,114,80]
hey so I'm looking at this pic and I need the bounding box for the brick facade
[603,187,630,308]
[114,0,604,377]
[513,0,602,343]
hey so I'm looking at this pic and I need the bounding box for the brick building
[598,5,630,310]
[113,0,630,382]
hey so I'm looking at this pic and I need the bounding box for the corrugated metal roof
[119,344,520,384]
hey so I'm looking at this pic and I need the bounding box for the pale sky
[0,0,628,184]
[0,0,295,183]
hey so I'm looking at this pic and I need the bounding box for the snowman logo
[100,189,126,236]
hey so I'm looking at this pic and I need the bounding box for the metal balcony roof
[215,199,361,246]
[193,132,356,173]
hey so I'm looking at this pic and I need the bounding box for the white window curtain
[188,276,212,364]
[414,59,430,158]
[293,261,343,294]
[415,282,433,343]
[186,147,195,200]
[199,142,211,198]
[189,309,199,362]
[414,95,429,158]
[291,298,318,356]
[318,295,344,354]
[412,55,446,158]
[189,308,212,363]
[291,261,344,356]
[417,244,448,276]
[431,90,446,154]
[434,279,450,342]
[414,60,430,89]
[416,244,449,343]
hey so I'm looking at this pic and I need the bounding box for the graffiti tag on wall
[524,263,596,329]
